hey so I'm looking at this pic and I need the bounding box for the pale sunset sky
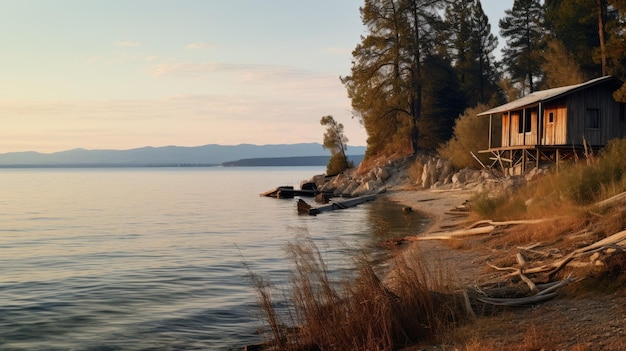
[0,0,509,153]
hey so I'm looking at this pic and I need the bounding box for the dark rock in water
[297,199,312,214]
[300,182,317,191]
[315,193,331,204]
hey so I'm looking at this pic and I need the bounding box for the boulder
[352,180,382,196]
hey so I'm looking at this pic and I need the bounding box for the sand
[384,186,475,235]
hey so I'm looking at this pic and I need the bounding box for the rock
[352,180,382,196]
[341,182,360,196]
[315,193,331,204]
[375,167,390,181]
[309,174,327,187]
[525,167,540,182]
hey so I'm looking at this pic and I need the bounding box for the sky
[0,0,509,153]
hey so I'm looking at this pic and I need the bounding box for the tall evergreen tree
[470,0,502,105]
[545,0,602,78]
[545,0,625,98]
[443,0,474,93]
[341,0,446,156]
[444,1,502,106]
[499,0,547,93]
[606,0,626,100]
[419,55,466,148]
[541,38,586,87]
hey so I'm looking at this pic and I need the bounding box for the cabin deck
[479,144,595,173]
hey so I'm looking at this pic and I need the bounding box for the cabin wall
[566,84,626,146]
[501,112,511,147]
[503,108,538,146]
[526,109,538,145]
[492,79,626,151]
[542,102,567,145]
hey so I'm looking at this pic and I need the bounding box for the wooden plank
[308,194,377,215]
[260,186,293,197]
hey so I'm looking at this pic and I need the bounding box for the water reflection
[367,197,430,240]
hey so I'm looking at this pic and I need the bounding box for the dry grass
[251,238,469,351]
[458,322,571,351]
[472,139,626,221]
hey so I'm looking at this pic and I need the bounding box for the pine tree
[545,0,625,99]
[499,0,547,93]
[606,0,626,101]
[545,0,601,78]
[541,39,586,87]
[341,0,447,156]
[470,0,502,104]
[320,115,353,175]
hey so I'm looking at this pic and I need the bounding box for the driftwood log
[473,229,626,308]
[400,218,557,242]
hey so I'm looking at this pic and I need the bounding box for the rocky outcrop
[316,156,413,197]
[308,153,543,198]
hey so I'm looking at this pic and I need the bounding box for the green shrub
[326,153,354,176]
[438,104,492,169]
[470,192,506,218]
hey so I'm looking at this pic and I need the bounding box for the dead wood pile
[398,200,626,311]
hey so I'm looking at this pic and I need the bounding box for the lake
[0,167,428,350]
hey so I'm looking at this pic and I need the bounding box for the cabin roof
[477,76,620,116]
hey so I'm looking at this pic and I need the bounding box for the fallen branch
[410,226,496,241]
[475,292,558,307]
[472,276,574,307]
[595,190,626,208]
[523,229,626,277]
[465,218,557,229]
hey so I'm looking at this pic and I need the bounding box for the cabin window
[518,111,531,133]
[548,112,554,123]
[585,108,600,129]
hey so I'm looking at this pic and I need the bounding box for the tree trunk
[597,0,607,76]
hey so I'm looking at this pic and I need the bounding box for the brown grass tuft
[252,238,469,351]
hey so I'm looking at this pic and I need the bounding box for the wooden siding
[501,112,511,147]
[542,102,567,145]
[493,78,625,150]
[526,109,538,145]
[503,108,539,147]
[566,84,626,145]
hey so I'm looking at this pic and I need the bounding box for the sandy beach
[384,186,475,234]
[381,186,626,350]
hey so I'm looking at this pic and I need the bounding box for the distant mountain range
[0,143,367,167]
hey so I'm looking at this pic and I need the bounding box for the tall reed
[250,237,467,351]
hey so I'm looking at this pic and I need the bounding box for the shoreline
[383,186,475,235]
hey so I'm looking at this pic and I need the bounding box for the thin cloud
[151,61,311,82]
[185,42,214,49]
[114,41,142,47]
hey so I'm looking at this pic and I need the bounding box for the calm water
[0,167,428,350]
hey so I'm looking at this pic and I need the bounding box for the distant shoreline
[0,155,365,169]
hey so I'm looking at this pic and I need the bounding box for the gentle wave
[0,167,427,350]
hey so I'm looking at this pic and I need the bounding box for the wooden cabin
[478,76,626,173]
